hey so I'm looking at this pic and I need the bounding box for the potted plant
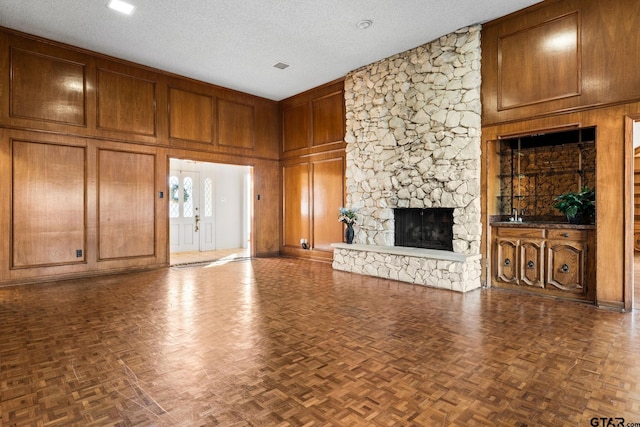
[553,186,595,224]
[338,207,358,244]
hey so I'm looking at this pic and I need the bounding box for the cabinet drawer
[496,227,545,238]
[547,229,587,241]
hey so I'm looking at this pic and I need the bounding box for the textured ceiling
[0,0,542,101]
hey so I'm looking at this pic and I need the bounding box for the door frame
[624,115,640,312]
[167,157,255,258]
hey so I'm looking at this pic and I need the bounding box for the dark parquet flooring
[1,257,640,426]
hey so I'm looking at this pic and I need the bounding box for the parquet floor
[1,257,640,426]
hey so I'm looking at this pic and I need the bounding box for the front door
[169,170,200,252]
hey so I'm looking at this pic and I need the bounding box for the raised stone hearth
[332,243,481,292]
[333,25,483,292]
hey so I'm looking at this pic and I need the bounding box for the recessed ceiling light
[357,19,373,30]
[273,62,290,70]
[108,0,135,15]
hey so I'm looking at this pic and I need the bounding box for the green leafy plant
[553,186,595,223]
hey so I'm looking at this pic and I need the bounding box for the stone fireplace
[332,25,482,293]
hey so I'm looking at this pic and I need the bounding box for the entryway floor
[170,247,250,266]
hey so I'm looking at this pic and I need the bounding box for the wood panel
[96,68,156,135]
[498,12,580,110]
[10,47,85,125]
[282,104,310,152]
[168,87,214,143]
[98,149,155,260]
[218,99,255,149]
[283,163,309,248]
[312,158,344,251]
[252,161,281,256]
[12,140,85,267]
[482,0,640,125]
[312,91,344,146]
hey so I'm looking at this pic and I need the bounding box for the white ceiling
[0,0,542,101]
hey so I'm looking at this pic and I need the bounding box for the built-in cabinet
[481,0,640,310]
[489,126,597,302]
[494,227,545,287]
[493,224,595,301]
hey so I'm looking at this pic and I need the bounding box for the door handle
[195,214,200,232]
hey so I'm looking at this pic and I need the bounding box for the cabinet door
[495,238,518,283]
[519,240,545,288]
[546,241,585,294]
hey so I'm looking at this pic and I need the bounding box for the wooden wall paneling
[0,27,285,285]
[283,163,309,248]
[282,103,310,152]
[168,87,214,144]
[218,98,255,150]
[96,67,156,136]
[312,91,344,146]
[0,130,8,281]
[279,80,346,260]
[253,160,281,256]
[166,84,280,160]
[482,0,640,125]
[155,146,169,265]
[498,12,580,110]
[98,148,156,260]
[252,97,281,160]
[312,157,344,251]
[586,0,640,108]
[11,139,86,268]
[9,47,86,126]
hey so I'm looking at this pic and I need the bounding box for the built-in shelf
[496,126,596,218]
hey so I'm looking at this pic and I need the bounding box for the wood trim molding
[624,114,639,312]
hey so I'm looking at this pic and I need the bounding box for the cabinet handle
[561,263,570,273]
[527,260,535,269]
[562,233,569,238]
[504,258,511,266]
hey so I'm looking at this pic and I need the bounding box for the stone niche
[332,25,483,292]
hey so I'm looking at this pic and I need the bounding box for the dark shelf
[497,169,594,179]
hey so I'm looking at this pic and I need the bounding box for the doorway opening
[169,158,253,266]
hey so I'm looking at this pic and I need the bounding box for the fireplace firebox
[394,208,454,251]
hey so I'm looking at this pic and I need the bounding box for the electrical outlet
[76,249,83,258]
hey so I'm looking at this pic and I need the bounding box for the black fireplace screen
[394,208,454,251]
